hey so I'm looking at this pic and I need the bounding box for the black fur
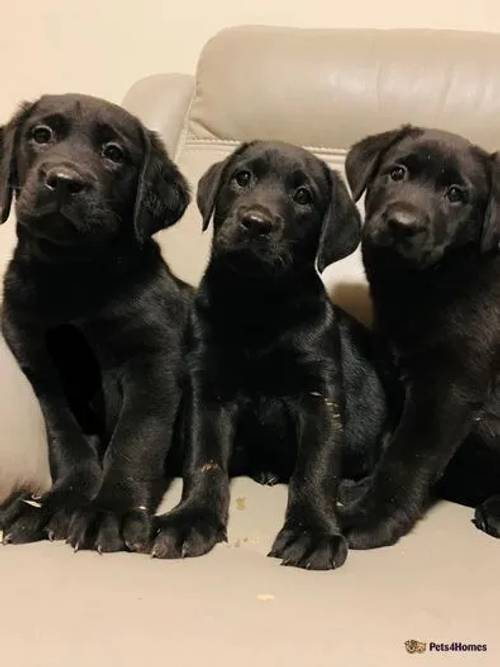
[151,140,391,569]
[341,126,500,548]
[0,94,191,553]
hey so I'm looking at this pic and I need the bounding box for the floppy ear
[0,102,34,223]
[316,170,362,273]
[196,143,250,231]
[481,152,500,253]
[133,129,190,243]
[196,159,228,232]
[345,125,415,202]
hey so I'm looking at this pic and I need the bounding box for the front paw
[268,523,348,570]
[338,478,419,549]
[251,470,280,486]
[0,493,46,544]
[67,505,152,554]
[473,495,500,538]
[0,488,89,544]
[0,466,101,545]
[151,508,227,559]
[342,498,416,549]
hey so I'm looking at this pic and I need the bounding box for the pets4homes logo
[405,640,488,654]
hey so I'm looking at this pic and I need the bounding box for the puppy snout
[43,166,90,197]
[240,209,274,236]
[385,206,426,237]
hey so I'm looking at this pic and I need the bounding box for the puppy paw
[67,505,152,554]
[0,492,34,528]
[45,506,75,542]
[473,495,500,538]
[345,508,414,549]
[338,479,418,549]
[251,470,280,486]
[1,494,46,544]
[122,510,153,553]
[151,509,226,559]
[0,470,101,546]
[268,524,348,570]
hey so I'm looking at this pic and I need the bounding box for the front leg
[152,381,236,559]
[340,374,480,549]
[269,393,348,570]
[0,317,101,544]
[66,362,180,553]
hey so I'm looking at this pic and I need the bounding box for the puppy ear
[316,170,361,273]
[481,152,500,253]
[133,129,190,243]
[197,143,250,231]
[0,102,34,223]
[196,159,227,232]
[345,125,415,202]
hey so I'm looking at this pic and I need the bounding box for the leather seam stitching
[183,137,347,155]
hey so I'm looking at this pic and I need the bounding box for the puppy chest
[202,346,325,398]
[232,397,297,478]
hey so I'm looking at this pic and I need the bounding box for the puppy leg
[1,321,102,544]
[340,373,479,549]
[152,386,235,559]
[66,364,178,553]
[269,394,348,570]
[338,475,374,506]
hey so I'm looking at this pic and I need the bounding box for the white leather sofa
[1,26,499,667]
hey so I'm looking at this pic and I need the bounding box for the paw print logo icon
[405,640,427,654]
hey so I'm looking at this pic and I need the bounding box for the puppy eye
[446,185,466,204]
[293,187,312,205]
[32,125,54,144]
[233,170,251,187]
[390,166,407,182]
[102,142,124,163]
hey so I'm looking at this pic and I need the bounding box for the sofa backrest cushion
[156,25,500,321]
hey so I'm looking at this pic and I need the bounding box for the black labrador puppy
[0,94,190,553]
[151,140,392,569]
[341,126,500,548]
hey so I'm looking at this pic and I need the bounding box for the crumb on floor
[235,497,246,511]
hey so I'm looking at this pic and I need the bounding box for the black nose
[240,211,273,236]
[386,208,425,237]
[44,167,87,196]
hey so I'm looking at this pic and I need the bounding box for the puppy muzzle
[238,205,278,237]
[364,202,433,263]
[38,162,96,205]
[217,205,284,248]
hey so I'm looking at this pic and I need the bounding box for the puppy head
[196,141,360,277]
[346,125,498,267]
[0,94,189,257]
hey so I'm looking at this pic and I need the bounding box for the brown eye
[32,125,53,144]
[102,142,124,163]
[293,187,312,205]
[234,170,251,187]
[446,185,466,204]
[390,166,406,181]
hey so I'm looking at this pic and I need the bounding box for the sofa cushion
[189,26,500,150]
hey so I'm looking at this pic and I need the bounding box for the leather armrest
[0,335,50,504]
[122,73,194,158]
